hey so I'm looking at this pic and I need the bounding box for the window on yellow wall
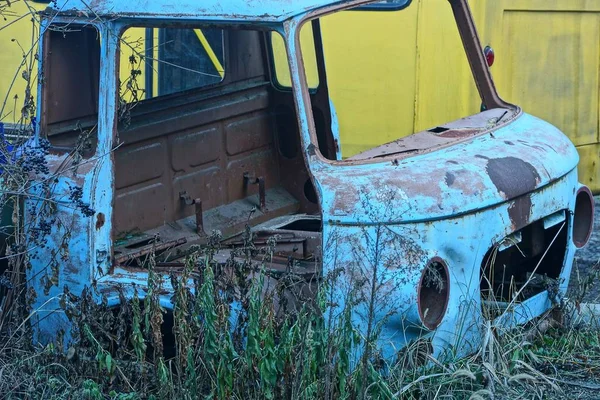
[270,27,319,90]
[119,27,225,103]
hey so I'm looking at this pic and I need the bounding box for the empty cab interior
[111,27,339,267]
[41,25,334,269]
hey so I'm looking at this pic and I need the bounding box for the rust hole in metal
[277,219,321,232]
[418,259,449,330]
[428,126,449,133]
[480,215,567,309]
[124,237,157,250]
[304,179,318,204]
[275,105,298,159]
[573,186,594,248]
[95,213,105,230]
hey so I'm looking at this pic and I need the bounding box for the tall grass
[2,230,599,399]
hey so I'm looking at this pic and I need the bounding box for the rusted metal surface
[179,191,206,235]
[243,173,266,211]
[114,237,187,264]
[348,108,515,161]
[26,0,593,363]
[43,27,100,129]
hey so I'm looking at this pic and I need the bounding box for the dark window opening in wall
[158,28,224,96]
[355,0,412,11]
[43,25,100,155]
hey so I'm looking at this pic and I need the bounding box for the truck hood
[311,112,579,225]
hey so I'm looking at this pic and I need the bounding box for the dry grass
[1,247,600,399]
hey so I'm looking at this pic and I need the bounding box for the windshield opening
[291,1,515,162]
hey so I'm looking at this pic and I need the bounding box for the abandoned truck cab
[29,0,593,358]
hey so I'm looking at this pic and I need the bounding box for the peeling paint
[25,0,593,363]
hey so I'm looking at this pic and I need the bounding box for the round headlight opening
[418,258,450,330]
[573,186,594,248]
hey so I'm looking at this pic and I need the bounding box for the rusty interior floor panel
[114,214,323,272]
[113,188,308,263]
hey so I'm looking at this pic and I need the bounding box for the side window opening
[355,0,412,11]
[270,26,338,161]
[270,28,319,90]
[42,25,100,156]
[158,28,224,96]
[119,27,225,105]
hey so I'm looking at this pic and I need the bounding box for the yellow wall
[320,9,419,156]
[0,1,45,126]
[479,0,600,191]
[318,0,482,157]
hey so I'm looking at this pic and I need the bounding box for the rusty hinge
[179,190,206,235]
[243,172,266,211]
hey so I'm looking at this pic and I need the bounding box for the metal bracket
[179,190,194,206]
[243,172,266,211]
[179,191,206,235]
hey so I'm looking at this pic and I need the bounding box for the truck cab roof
[48,0,391,22]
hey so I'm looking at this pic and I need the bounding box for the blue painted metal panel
[51,0,369,22]
[26,0,590,363]
[321,168,579,360]
[27,21,119,345]
[310,113,579,226]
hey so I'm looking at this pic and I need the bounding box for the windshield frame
[282,0,514,167]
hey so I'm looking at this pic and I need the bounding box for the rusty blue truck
[25,0,593,360]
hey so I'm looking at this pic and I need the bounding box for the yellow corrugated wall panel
[0,1,45,125]
[412,0,481,132]
[576,143,600,191]
[494,10,599,146]
[320,8,419,157]
[481,0,600,192]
